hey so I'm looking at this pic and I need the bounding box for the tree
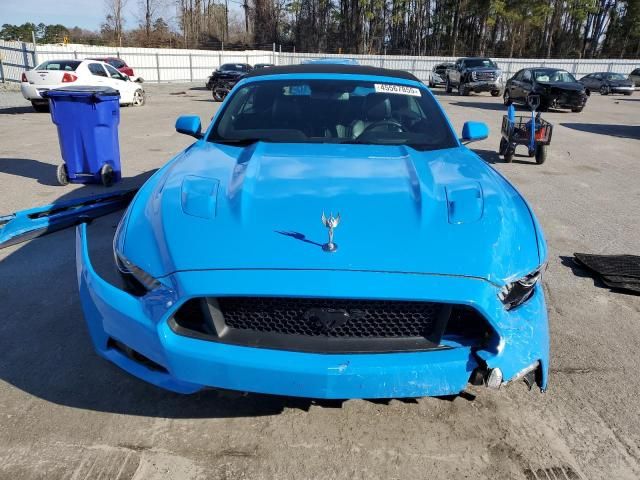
[104,0,129,46]
[138,0,161,45]
[0,23,38,42]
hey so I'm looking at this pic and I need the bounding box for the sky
[1,0,173,31]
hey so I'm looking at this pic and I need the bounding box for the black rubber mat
[574,253,640,294]
[574,253,640,278]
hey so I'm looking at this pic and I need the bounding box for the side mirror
[461,121,489,143]
[175,115,202,138]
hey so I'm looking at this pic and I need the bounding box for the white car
[21,59,145,112]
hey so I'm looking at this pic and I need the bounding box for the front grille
[169,297,492,354]
[219,297,442,338]
[472,71,496,81]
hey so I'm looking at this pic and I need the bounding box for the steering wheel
[356,119,406,139]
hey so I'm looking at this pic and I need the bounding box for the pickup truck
[446,57,503,97]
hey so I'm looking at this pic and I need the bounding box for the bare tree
[138,0,162,45]
[104,0,129,46]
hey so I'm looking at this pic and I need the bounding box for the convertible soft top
[243,63,420,82]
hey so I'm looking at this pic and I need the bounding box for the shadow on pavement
[560,123,640,140]
[451,101,505,111]
[0,106,36,115]
[0,158,60,186]
[472,148,540,166]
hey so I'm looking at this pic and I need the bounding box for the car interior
[213,81,455,148]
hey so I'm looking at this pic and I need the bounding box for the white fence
[2,39,639,85]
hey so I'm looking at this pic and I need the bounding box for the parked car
[629,68,640,87]
[205,63,252,90]
[77,63,549,400]
[445,57,503,96]
[580,72,634,95]
[86,57,143,82]
[429,62,454,88]
[504,68,587,112]
[253,63,274,69]
[21,59,145,112]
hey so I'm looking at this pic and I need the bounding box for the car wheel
[445,79,452,93]
[458,84,468,96]
[100,164,115,187]
[212,88,227,102]
[571,107,583,113]
[56,164,69,186]
[600,85,610,95]
[624,91,633,96]
[31,101,49,113]
[535,145,547,165]
[503,90,512,106]
[132,89,145,107]
[491,90,501,97]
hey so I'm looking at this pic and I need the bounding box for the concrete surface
[1,84,639,480]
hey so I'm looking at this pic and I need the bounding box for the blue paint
[76,71,549,398]
[461,121,489,142]
[175,115,202,138]
[0,190,135,249]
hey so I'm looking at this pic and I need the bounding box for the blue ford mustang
[76,64,549,398]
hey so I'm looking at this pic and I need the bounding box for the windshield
[534,70,576,83]
[606,73,626,80]
[208,79,458,150]
[36,60,81,71]
[220,63,249,72]
[464,59,496,68]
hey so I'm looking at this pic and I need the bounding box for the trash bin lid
[42,86,120,100]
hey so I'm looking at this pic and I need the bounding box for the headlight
[113,216,161,292]
[498,266,544,310]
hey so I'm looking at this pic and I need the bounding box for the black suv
[445,57,503,96]
[205,63,252,90]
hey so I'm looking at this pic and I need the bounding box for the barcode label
[374,84,422,96]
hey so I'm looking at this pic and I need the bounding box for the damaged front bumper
[77,223,549,398]
[0,190,136,249]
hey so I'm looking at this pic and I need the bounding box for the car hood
[124,143,541,284]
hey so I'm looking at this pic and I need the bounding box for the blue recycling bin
[43,86,121,186]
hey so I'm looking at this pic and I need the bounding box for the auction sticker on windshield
[374,84,422,96]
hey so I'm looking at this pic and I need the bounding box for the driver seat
[350,93,392,138]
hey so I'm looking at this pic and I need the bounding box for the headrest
[365,93,391,121]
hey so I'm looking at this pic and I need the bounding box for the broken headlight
[113,215,161,292]
[114,249,161,292]
[498,266,544,310]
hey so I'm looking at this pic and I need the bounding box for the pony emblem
[321,212,341,252]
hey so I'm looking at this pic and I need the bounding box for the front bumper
[76,224,549,398]
[430,73,446,85]
[610,86,634,94]
[466,80,503,92]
